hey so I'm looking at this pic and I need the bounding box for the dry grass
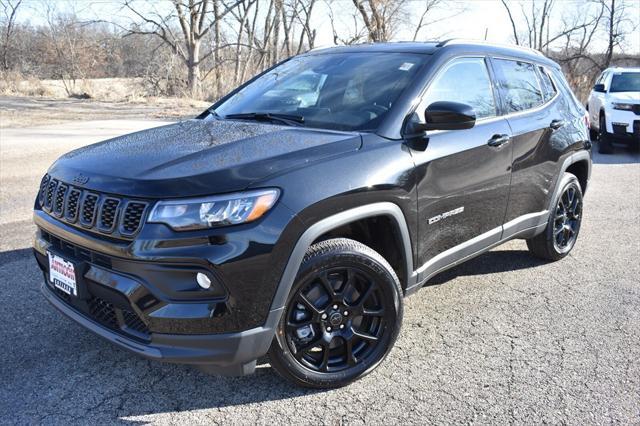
[0,73,211,127]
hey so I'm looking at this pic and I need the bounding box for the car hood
[607,92,640,102]
[48,118,362,198]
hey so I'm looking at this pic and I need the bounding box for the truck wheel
[597,114,613,154]
[268,238,403,388]
[526,173,583,261]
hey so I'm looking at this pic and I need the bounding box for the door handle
[487,134,511,147]
[550,119,566,130]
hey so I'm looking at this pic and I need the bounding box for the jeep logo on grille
[72,174,89,185]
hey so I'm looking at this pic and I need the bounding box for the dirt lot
[0,102,638,424]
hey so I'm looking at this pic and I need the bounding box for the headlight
[148,189,279,231]
[611,102,634,111]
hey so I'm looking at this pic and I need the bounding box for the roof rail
[436,38,544,56]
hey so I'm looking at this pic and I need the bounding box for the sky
[12,0,640,54]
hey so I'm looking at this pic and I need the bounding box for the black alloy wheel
[269,238,402,388]
[552,185,582,252]
[285,266,390,373]
[527,173,583,261]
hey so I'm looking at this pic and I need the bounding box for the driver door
[408,57,513,279]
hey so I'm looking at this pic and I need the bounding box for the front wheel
[526,173,583,261]
[598,114,613,154]
[268,238,403,388]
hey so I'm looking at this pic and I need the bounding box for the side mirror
[593,83,606,93]
[424,101,476,131]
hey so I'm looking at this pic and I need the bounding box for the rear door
[491,58,570,236]
[408,57,513,278]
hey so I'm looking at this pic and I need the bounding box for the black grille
[53,184,68,216]
[65,189,81,222]
[45,179,57,210]
[121,202,147,235]
[633,104,640,115]
[99,198,120,232]
[39,175,50,205]
[81,193,99,226]
[37,174,149,239]
[89,297,118,329]
[122,309,150,334]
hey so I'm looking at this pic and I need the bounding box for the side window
[537,67,557,102]
[493,59,543,113]
[420,57,497,120]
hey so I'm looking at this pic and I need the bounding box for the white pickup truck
[587,67,640,154]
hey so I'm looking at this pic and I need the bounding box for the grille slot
[88,297,119,329]
[45,179,58,210]
[53,184,68,216]
[65,189,81,222]
[39,175,50,206]
[37,174,148,239]
[80,193,99,226]
[121,202,147,235]
[122,309,150,335]
[99,198,120,232]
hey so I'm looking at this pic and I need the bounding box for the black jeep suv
[33,41,591,388]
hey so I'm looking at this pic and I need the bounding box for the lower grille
[122,309,150,334]
[88,297,119,329]
[49,280,150,340]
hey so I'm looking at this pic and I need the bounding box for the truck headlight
[148,189,279,231]
[611,102,634,111]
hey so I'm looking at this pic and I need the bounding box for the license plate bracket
[48,251,78,297]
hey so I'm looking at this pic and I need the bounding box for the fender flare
[550,150,591,210]
[264,202,414,327]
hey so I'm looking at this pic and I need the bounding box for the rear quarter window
[537,66,557,102]
[493,59,544,113]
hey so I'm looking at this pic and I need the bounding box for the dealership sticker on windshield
[48,252,77,296]
[399,62,415,71]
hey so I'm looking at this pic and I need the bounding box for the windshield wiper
[224,112,305,126]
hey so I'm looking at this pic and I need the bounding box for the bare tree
[598,0,638,69]
[121,0,241,97]
[0,0,22,71]
[411,0,464,41]
[350,0,405,42]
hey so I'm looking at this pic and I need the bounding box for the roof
[603,67,640,73]
[307,39,558,68]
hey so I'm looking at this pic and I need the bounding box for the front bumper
[606,108,640,141]
[41,281,278,374]
[32,202,298,373]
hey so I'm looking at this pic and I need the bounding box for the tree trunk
[187,41,201,98]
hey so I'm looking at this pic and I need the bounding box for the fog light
[196,272,212,289]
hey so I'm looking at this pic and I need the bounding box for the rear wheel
[526,173,583,261]
[598,114,613,154]
[268,238,403,388]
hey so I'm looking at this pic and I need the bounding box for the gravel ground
[0,119,639,425]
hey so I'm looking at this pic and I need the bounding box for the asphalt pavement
[0,120,638,424]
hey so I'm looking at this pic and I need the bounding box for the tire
[597,114,613,154]
[589,127,598,142]
[268,238,403,388]
[526,173,583,261]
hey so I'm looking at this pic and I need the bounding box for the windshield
[609,72,640,92]
[213,52,428,131]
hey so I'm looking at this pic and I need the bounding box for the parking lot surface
[1,120,638,424]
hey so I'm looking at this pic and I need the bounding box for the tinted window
[214,52,427,131]
[494,59,543,113]
[610,72,640,92]
[421,57,497,119]
[538,67,557,101]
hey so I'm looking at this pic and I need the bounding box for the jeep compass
[33,41,592,388]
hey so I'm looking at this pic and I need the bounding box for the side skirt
[405,210,548,296]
